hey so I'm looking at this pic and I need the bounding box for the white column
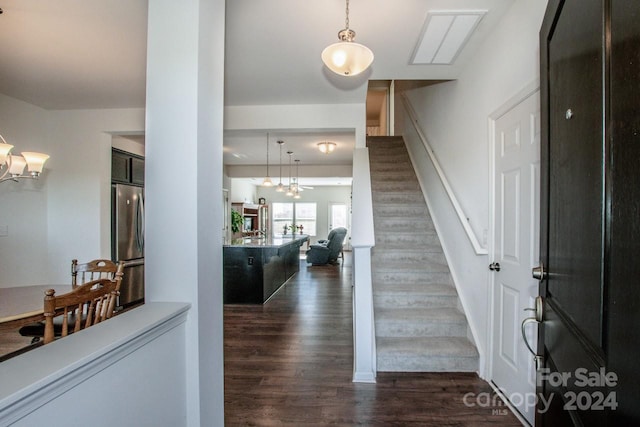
[146,0,225,425]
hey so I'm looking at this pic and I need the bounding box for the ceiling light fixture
[317,141,336,154]
[276,140,285,192]
[262,132,273,187]
[0,134,50,184]
[285,151,294,197]
[293,159,301,199]
[321,0,374,77]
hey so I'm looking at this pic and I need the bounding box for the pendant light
[293,159,301,199]
[285,151,294,197]
[262,132,273,187]
[276,140,285,192]
[321,0,374,77]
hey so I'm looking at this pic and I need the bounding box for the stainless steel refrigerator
[112,184,144,307]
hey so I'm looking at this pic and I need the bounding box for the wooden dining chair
[19,262,124,344]
[42,276,122,344]
[71,258,119,288]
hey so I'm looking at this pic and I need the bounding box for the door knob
[532,263,547,281]
[489,262,501,272]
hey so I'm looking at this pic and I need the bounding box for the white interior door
[490,90,540,424]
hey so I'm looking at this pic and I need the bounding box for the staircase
[368,136,478,372]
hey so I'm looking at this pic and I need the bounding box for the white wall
[112,135,145,157]
[399,0,547,375]
[0,94,49,287]
[257,185,352,245]
[230,178,257,204]
[405,0,547,242]
[46,108,144,282]
[0,94,144,288]
[225,103,367,148]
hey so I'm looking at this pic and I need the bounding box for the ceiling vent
[411,10,487,65]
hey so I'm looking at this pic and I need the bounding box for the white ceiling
[0,0,516,184]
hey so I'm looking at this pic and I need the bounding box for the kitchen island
[223,234,309,304]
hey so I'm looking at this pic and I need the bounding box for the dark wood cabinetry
[223,235,308,304]
[231,202,268,235]
[112,148,144,185]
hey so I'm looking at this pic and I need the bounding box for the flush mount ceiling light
[262,132,273,187]
[321,0,374,76]
[317,141,337,154]
[0,133,50,184]
[411,10,486,65]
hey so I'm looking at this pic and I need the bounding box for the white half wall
[398,0,548,377]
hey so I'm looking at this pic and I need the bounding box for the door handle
[489,262,501,272]
[522,296,544,369]
[532,262,547,281]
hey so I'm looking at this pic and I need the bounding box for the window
[272,202,317,236]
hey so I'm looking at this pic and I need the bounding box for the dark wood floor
[224,254,523,426]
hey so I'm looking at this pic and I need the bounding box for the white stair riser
[372,192,424,204]
[374,206,429,217]
[377,356,478,372]
[372,271,452,285]
[374,294,458,309]
[372,181,421,192]
[375,233,441,247]
[375,216,434,229]
[375,321,466,338]
[372,251,446,265]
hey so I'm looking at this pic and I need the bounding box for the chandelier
[0,134,50,184]
[321,0,374,76]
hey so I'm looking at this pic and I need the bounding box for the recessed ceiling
[224,129,355,166]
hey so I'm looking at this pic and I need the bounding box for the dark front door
[538,0,640,425]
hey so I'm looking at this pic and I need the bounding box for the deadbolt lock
[532,263,547,281]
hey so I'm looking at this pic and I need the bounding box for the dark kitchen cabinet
[131,156,145,185]
[112,148,144,186]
